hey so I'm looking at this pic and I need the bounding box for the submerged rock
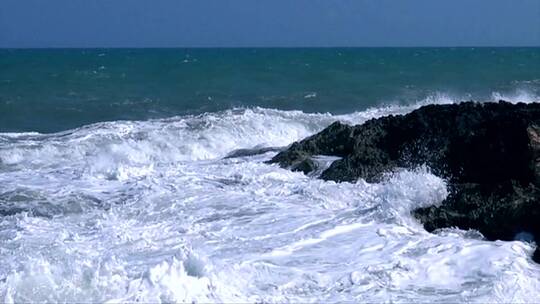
[225,146,283,159]
[270,101,540,262]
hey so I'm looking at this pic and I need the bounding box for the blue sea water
[1,48,539,132]
[0,48,540,302]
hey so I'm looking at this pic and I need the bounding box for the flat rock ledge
[269,101,540,263]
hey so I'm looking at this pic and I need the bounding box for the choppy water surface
[2,97,540,303]
[1,47,540,302]
[2,48,539,133]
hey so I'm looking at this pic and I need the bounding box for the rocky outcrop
[269,101,540,262]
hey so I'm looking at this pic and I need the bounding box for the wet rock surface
[225,146,283,159]
[270,101,540,262]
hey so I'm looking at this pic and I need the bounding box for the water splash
[1,97,540,302]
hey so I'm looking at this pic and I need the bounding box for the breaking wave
[1,94,540,302]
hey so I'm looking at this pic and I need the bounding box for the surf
[1,94,540,302]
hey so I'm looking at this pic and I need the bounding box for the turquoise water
[2,48,540,302]
[1,48,539,132]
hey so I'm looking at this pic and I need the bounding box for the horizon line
[2,45,540,50]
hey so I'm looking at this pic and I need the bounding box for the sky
[1,0,539,48]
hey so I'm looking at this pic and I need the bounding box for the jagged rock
[291,158,319,175]
[269,101,540,262]
[528,124,540,184]
[414,182,540,240]
[272,101,540,183]
[534,247,540,262]
[225,146,282,159]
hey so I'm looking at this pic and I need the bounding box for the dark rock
[272,101,540,183]
[534,247,540,263]
[225,146,283,159]
[413,182,540,241]
[527,124,540,185]
[270,101,540,262]
[291,158,318,175]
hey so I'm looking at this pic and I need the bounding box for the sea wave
[1,91,539,181]
[1,94,540,302]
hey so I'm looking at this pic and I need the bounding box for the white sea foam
[491,89,540,104]
[1,97,540,302]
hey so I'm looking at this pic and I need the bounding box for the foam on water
[491,90,540,104]
[1,95,540,303]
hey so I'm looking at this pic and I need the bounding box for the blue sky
[1,0,539,47]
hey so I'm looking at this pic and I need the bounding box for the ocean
[0,48,539,302]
